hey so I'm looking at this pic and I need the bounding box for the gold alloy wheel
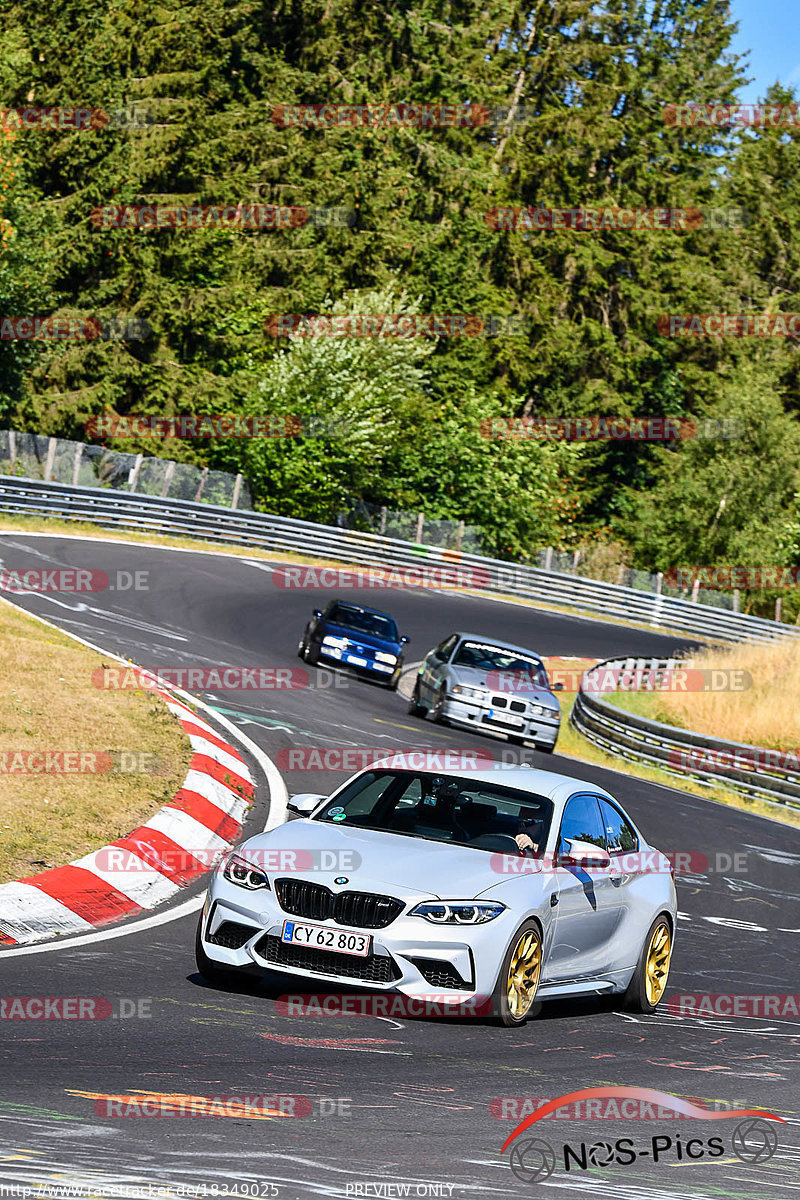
[644,921,672,1006]
[506,928,542,1019]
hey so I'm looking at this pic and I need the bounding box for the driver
[515,816,545,854]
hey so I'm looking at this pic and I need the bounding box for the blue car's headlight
[410,901,506,924]
[322,635,348,648]
[222,852,270,891]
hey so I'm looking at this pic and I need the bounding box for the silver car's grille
[275,879,404,928]
[490,694,527,714]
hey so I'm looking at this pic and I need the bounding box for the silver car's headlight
[223,852,270,891]
[452,685,486,699]
[410,901,506,924]
[375,651,397,664]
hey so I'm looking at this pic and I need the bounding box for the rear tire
[407,680,427,716]
[194,917,243,988]
[491,920,543,1027]
[623,914,673,1013]
[431,686,448,724]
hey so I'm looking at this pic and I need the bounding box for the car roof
[447,633,544,660]
[369,759,616,806]
[326,599,397,620]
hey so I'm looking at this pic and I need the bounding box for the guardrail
[570,656,800,808]
[0,474,797,645]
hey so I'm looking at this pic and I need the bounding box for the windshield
[452,640,549,686]
[314,770,553,854]
[326,604,399,641]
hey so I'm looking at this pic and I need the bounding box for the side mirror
[287,792,326,816]
[312,609,322,619]
[551,681,564,692]
[562,839,610,868]
[401,635,410,644]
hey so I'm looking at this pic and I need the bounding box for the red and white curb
[0,688,254,947]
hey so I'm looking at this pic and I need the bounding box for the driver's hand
[515,833,536,852]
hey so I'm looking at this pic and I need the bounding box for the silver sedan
[196,762,677,1026]
[408,632,562,751]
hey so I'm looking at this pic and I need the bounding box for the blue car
[298,599,409,689]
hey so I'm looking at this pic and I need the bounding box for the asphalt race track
[1,532,798,1200]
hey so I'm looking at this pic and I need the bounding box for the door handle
[550,893,559,907]
[610,876,622,887]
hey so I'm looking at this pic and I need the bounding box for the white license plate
[345,653,368,666]
[281,920,371,956]
[487,710,525,728]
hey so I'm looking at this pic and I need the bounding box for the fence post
[733,589,740,613]
[544,546,553,572]
[379,506,387,535]
[776,597,782,623]
[455,520,464,552]
[572,550,580,573]
[415,511,424,543]
[8,430,15,474]
[128,454,143,493]
[44,437,57,481]
[194,466,209,504]
[231,473,243,510]
[616,564,626,586]
[71,441,83,486]
[691,578,700,604]
[160,460,175,498]
[655,571,663,595]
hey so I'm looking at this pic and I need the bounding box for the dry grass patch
[606,639,800,748]
[0,600,193,883]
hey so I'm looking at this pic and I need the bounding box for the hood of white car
[239,818,521,900]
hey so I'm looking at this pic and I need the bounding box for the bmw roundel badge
[334,876,348,885]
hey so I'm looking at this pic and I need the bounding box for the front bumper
[200,880,518,1000]
[440,695,560,747]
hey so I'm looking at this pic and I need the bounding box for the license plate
[281,920,371,957]
[486,710,525,728]
[345,653,368,666]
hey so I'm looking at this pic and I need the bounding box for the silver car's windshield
[451,641,548,686]
[314,770,553,853]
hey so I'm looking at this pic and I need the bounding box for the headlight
[222,852,270,891]
[452,684,486,699]
[410,901,506,924]
[322,635,348,648]
[375,651,397,664]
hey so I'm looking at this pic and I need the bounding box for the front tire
[430,686,448,724]
[623,914,673,1013]
[407,680,427,716]
[491,920,543,1027]
[303,639,320,666]
[194,917,243,988]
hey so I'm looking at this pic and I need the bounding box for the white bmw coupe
[196,762,676,1026]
